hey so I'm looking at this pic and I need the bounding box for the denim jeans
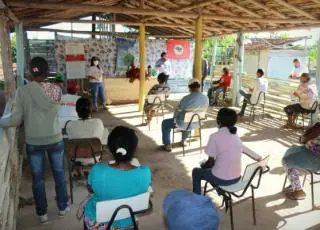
[192,168,241,195]
[239,90,252,115]
[90,82,105,108]
[26,141,69,216]
[162,118,190,145]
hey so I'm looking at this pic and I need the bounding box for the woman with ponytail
[192,108,243,195]
[84,126,151,230]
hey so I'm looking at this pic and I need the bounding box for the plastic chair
[247,92,266,122]
[298,101,318,129]
[217,87,231,106]
[66,138,103,204]
[203,156,270,230]
[282,169,320,209]
[142,94,166,130]
[172,111,207,156]
[83,192,152,230]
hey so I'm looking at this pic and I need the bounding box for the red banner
[65,54,85,62]
[166,40,190,59]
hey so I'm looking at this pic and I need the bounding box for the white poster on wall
[65,43,86,79]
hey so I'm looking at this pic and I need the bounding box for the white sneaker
[58,206,70,217]
[38,214,48,224]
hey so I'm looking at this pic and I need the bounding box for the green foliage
[123,53,135,66]
[308,45,317,68]
[11,34,17,63]
[203,35,236,67]
[279,32,289,39]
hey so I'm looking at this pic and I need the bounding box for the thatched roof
[245,36,308,50]
[4,0,320,37]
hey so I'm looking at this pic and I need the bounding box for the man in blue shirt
[161,79,209,152]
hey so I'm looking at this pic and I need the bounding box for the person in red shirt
[207,67,232,106]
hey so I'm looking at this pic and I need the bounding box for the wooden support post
[210,38,217,78]
[0,11,15,99]
[316,34,320,98]
[138,24,145,112]
[232,32,244,106]
[15,22,25,86]
[92,14,96,39]
[194,16,203,80]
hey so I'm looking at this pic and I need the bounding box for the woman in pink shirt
[192,108,243,195]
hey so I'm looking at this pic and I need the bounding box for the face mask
[294,64,300,68]
[93,61,99,66]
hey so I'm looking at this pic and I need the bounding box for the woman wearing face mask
[283,73,318,129]
[88,56,107,112]
[192,108,243,195]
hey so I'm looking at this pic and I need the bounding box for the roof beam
[28,28,192,38]
[0,0,18,22]
[273,0,316,19]
[245,0,286,19]
[23,18,197,28]
[8,1,320,24]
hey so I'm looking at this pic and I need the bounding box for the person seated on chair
[192,108,243,195]
[207,67,232,106]
[66,97,109,178]
[283,73,318,129]
[84,126,151,230]
[238,68,268,117]
[161,79,209,152]
[282,122,320,200]
[163,189,220,230]
[144,72,170,125]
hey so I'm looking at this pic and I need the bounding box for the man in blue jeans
[161,79,209,152]
[0,57,69,224]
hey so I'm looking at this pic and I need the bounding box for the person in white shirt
[66,97,109,145]
[88,56,107,111]
[283,73,317,129]
[238,69,268,117]
[59,86,80,130]
[155,52,171,83]
[289,58,309,80]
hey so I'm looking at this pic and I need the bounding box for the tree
[11,34,17,63]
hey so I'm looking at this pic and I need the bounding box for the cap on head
[30,57,49,78]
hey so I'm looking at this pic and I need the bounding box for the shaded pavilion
[2,0,320,229]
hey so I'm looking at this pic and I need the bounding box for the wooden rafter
[0,0,18,22]
[245,0,286,19]
[8,1,320,24]
[273,0,316,19]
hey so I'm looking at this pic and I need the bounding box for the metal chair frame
[203,162,270,230]
[83,198,153,230]
[298,101,318,129]
[142,95,165,130]
[66,138,103,204]
[282,169,320,209]
[247,92,266,122]
[172,112,206,156]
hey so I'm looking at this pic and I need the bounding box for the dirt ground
[17,96,320,230]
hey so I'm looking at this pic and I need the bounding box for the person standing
[88,56,107,112]
[155,52,171,83]
[0,57,69,224]
[289,58,309,80]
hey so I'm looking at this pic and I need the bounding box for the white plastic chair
[85,192,152,230]
[172,110,207,156]
[142,94,166,130]
[204,155,270,230]
[247,92,266,122]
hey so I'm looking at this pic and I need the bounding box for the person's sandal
[161,145,172,152]
[286,190,306,200]
[282,185,293,193]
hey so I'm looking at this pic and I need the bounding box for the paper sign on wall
[65,43,86,79]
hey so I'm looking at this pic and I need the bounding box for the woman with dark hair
[84,126,151,229]
[66,97,108,144]
[192,108,243,195]
[88,56,107,112]
[207,67,232,106]
[143,73,170,124]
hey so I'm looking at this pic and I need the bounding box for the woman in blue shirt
[84,126,151,229]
